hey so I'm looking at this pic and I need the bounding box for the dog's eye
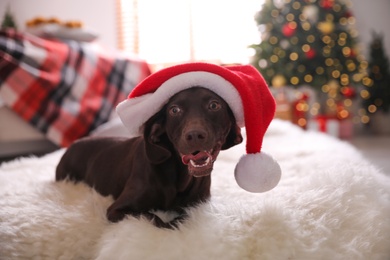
[169,105,182,116]
[208,101,221,111]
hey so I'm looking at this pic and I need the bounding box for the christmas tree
[1,5,18,30]
[250,0,368,118]
[362,32,390,116]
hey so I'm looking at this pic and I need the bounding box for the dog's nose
[185,130,208,144]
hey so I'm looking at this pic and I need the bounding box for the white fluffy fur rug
[1,120,390,260]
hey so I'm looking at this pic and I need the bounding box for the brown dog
[56,87,242,228]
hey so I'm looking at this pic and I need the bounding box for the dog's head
[143,87,243,177]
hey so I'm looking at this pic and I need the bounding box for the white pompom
[234,152,281,193]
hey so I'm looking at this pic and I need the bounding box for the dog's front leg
[106,205,129,223]
[106,187,167,224]
[106,188,142,222]
[107,204,173,229]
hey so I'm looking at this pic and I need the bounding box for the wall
[0,0,389,59]
[0,0,117,49]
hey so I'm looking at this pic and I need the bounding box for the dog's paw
[140,212,177,229]
[106,209,126,223]
[153,217,175,229]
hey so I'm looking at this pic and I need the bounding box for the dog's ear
[222,122,243,150]
[143,114,172,164]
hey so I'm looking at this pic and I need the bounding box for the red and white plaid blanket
[0,30,150,147]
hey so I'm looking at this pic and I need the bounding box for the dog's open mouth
[180,144,221,177]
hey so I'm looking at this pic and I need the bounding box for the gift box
[307,115,354,139]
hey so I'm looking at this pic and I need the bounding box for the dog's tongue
[181,151,211,165]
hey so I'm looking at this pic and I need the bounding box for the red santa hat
[116,62,281,193]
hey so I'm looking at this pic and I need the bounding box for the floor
[348,135,390,176]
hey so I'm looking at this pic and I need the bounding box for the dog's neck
[151,143,212,200]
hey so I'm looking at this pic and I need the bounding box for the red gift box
[308,115,353,139]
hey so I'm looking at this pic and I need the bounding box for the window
[117,0,264,70]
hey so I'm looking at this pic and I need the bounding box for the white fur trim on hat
[116,71,245,136]
[234,152,282,193]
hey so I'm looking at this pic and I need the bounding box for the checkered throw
[0,30,150,147]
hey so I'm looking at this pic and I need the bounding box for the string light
[362,77,373,86]
[360,89,370,99]
[290,52,299,61]
[302,44,310,52]
[302,22,311,31]
[352,73,362,82]
[297,118,307,127]
[270,55,279,63]
[347,62,356,71]
[271,10,279,18]
[339,32,347,39]
[289,21,297,29]
[286,14,295,21]
[307,35,315,43]
[322,84,330,93]
[338,39,346,46]
[296,102,309,112]
[360,60,368,70]
[329,89,337,98]
[326,14,334,21]
[291,76,299,85]
[342,47,351,57]
[325,58,334,66]
[292,1,301,9]
[311,110,318,116]
[348,17,356,25]
[368,104,377,113]
[333,4,341,12]
[340,74,349,85]
[340,17,348,25]
[269,36,278,44]
[332,70,341,78]
[344,99,352,107]
[322,35,331,44]
[274,47,286,58]
[338,109,349,119]
[327,98,336,107]
[361,115,370,124]
[304,74,313,82]
[258,59,267,68]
